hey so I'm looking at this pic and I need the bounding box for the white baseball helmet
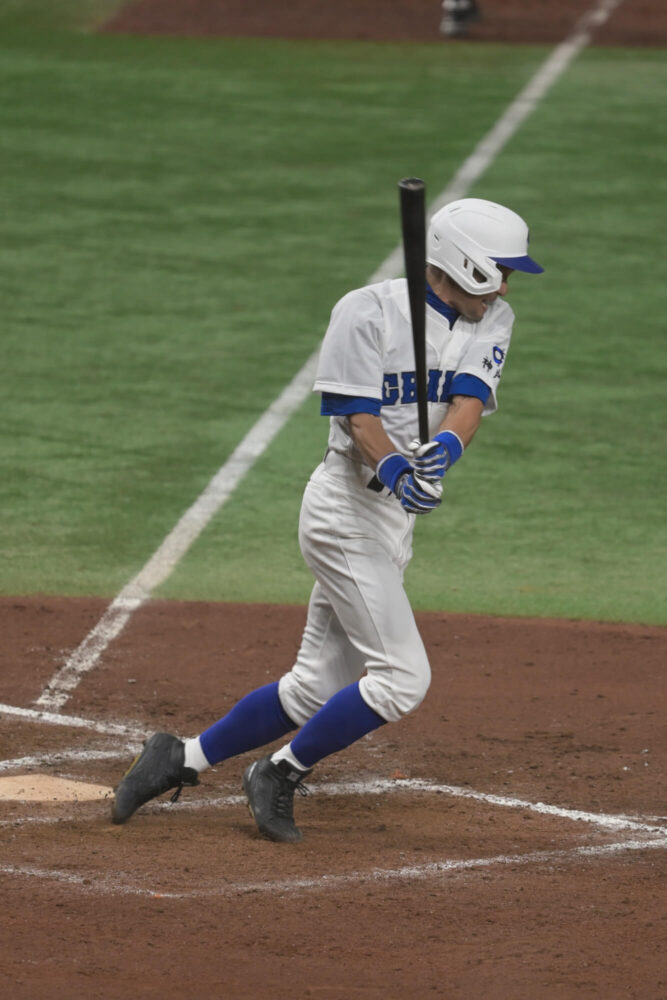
[427,198,543,295]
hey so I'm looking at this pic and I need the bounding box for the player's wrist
[434,430,464,467]
[376,452,412,494]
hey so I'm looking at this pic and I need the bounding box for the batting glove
[395,471,443,515]
[409,430,464,480]
[376,452,443,515]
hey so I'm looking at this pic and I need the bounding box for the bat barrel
[398,178,429,445]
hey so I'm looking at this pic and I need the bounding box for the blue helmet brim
[492,254,544,274]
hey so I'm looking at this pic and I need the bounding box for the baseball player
[112,197,543,842]
[441,0,481,37]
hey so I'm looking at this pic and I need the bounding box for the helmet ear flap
[427,229,502,295]
[460,256,482,287]
[462,257,487,284]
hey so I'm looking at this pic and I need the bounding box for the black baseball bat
[398,178,429,445]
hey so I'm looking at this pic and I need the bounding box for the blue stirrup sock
[288,681,386,770]
[198,681,297,766]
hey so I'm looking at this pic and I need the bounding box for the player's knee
[360,659,431,723]
[399,662,431,715]
[278,670,332,728]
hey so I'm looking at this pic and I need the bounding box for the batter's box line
[158,778,667,838]
[0,700,147,739]
[324,778,667,836]
[1,700,663,837]
[5,778,662,842]
[0,746,140,774]
[1,836,666,901]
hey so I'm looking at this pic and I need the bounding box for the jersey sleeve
[313,287,384,399]
[454,301,515,414]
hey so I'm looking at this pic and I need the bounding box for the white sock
[270,742,310,772]
[183,736,211,773]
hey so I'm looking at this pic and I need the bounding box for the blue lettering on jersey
[401,370,417,403]
[382,373,399,405]
[381,369,455,406]
[493,346,505,365]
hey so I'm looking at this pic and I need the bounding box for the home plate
[0,775,112,802]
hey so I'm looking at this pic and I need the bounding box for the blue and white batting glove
[409,430,464,480]
[395,471,442,514]
[375,452,443,515]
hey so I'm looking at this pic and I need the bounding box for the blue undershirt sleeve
[320,392,381,416]
[447,374,492,405]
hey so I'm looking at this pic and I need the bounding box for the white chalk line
[1,836,664,901]
[31,0,621,714]
[142,780,667,838]
[33,355,320,712]
[0,746,138,774]
[1,698,662,836]
[2,769,664,838]
[423,0,625,213]
[6,714,662,834]
[315,779,667,835]
[366,0,625,278]
[0,701,146,738]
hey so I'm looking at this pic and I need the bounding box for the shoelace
[273,778,310,817]
[169,769,199,804]
[170,783,184,804]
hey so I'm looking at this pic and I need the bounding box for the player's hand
[409,430,464,480]
[395,471,442,515]
[375,451,442,513]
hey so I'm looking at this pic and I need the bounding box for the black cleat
[111,732,199,825]
[242,756,311,843]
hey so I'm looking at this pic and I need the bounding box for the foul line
[33,356,320,712]
[34,0,622,713]
[361,0,624,280]
[1,837,664,901]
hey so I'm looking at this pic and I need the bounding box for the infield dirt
[1,597,666,999]
[102,0,667,46]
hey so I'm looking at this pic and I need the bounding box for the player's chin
[463,303,488,322]
[467,294,498,321]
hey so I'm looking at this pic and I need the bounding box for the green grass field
[1,3,665,623]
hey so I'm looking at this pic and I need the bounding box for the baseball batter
[112,197,544,842]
